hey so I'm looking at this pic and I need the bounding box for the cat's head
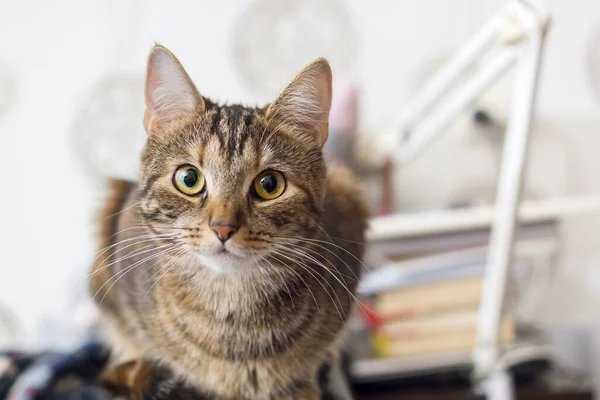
[138,45,332,274]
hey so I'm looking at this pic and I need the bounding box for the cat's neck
[157,261,297,320]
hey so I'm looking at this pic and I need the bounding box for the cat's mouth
[213,246,247,261]
[196,247,249,274]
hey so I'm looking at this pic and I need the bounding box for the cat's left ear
[144,45,205,134]
[266,58,332,146]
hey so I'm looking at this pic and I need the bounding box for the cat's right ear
[265,58,332,146]
[144,45,205,134]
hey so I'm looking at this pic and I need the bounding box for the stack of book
[364,277,514,359]
[355,217,559,361]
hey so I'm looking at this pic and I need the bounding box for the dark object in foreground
[0,341,113,399]
[0,341,347,399]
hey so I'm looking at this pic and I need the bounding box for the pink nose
[210,224,237,242]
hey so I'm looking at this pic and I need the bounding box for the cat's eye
[173,165,205,196]
[253,170,286,200]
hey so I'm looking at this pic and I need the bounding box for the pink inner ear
[144,47,204,133]
[145,51,166,113]
[329,83,358,134]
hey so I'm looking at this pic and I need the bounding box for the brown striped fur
[89,45,368,399]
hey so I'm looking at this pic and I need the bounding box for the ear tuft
[144,45,204,134]
[266,58,333,146]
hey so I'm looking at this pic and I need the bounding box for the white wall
[1,0,600,346]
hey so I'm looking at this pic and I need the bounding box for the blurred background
[2,0,600,398]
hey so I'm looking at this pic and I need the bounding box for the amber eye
[253,170,286,200]
[173,165,205,196]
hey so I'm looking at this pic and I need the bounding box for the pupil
[183,169,198,187]
[260,174,277,193]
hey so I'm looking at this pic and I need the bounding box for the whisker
[276,239,360,282]
[89,242,177,281]
[313,221,367,245]
[108,225,190,240]
[91,235,178,276]
[88,242,154,280]
[280,241,358,282]
[272,242,370,316]
[261,256,296,312]
[106,201,142,219]
[271,244,347,310]
[274,235,371,272]
[94,245,181,306]
[178,252,197,279]
[267,253,320,312]
[93,232,176,260]
[144,248,188,297]
[270,248,346,325]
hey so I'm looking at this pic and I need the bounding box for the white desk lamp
[363,2,550,399]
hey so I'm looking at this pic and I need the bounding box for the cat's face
[139,105,326,273]
[138,46,332,274]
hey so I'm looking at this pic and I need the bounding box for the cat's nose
[210,221,238,243]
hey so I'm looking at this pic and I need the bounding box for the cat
[89,44,368,399]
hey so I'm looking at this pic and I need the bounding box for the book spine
[373,319,514,358]
[379,310,479,339]
[376,277,483,321]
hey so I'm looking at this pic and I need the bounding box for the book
[358,251,484,296]
[368,219,558,262]
[378,309,481,340]
[359,236,559,295]
[372,318,514,359]
[375,276,483,322]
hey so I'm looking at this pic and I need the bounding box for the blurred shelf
[350,341,551,384]
[367,195,600,241]
[354,386,592,400]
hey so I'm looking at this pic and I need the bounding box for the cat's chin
[195,251,253,274]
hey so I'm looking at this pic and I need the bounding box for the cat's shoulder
[326,162,364,201]
[90,179,137,300]
[95,179,137,251]
[325,163,369,227]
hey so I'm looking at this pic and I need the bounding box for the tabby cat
[89,44,368,399]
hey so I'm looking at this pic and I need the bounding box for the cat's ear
[144,45,205,134]
[266,58,332,146]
